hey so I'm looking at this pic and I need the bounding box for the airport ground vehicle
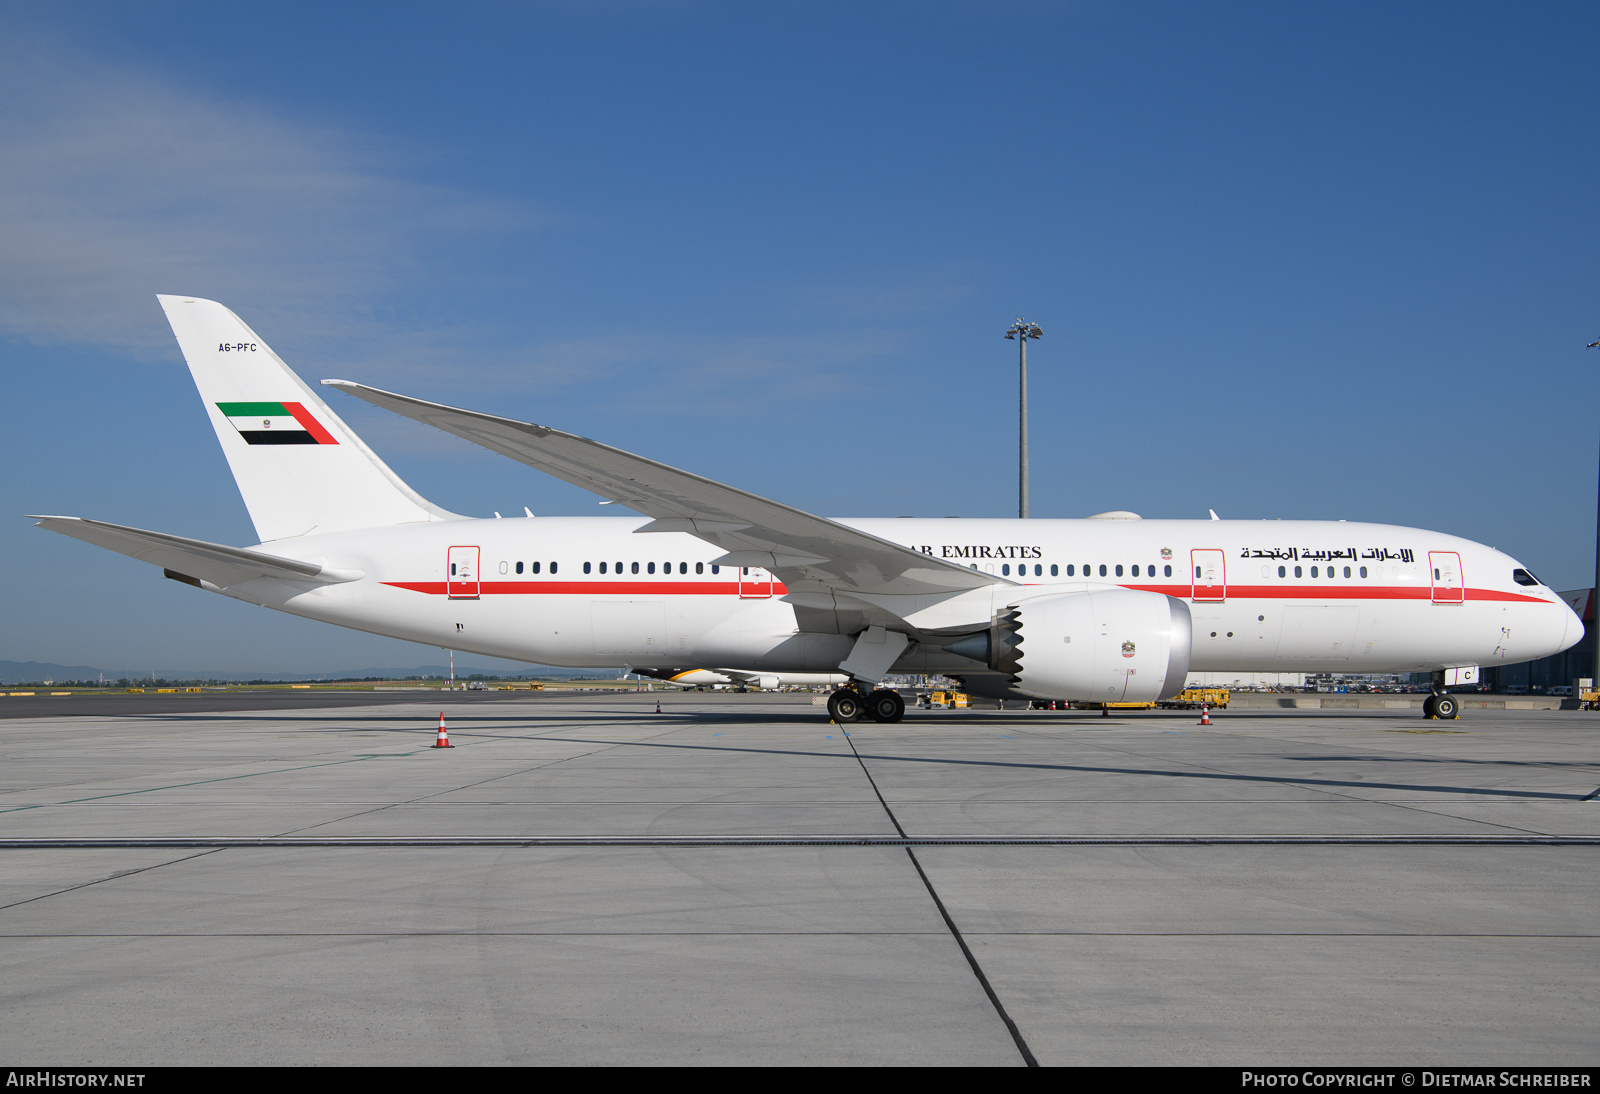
[32,297,1583,724]
[1159,687,1230,709]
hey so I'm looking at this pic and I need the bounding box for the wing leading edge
[322,380,1008,599]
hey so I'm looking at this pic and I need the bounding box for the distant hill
[0,661,105,685]
[0,661,614,685]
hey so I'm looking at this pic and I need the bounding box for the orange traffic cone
[655,699,662,713]
[434,711,453,748]
[1198,703,1211,726]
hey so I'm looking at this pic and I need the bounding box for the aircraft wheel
[827,689,863,723]
[1423,694,1438,719]
[867,689,905,723]
[1435,694,1459,720]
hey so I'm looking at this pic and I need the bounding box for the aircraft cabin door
[1429,551,1464,604]
[739,565,774,599]
[447,546,480,599]
[1191,548,1226,602]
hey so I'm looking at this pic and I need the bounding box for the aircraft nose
[1539,595,1587,660]
[1562,597,1585,654]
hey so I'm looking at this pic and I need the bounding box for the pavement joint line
[0,931,1593,939]
[519,735,1599,801]
[3,835,1599,847]
[841,728,1039,1067]
[0,752,435,813]
[266,730,671,838]
[0,847,224,913]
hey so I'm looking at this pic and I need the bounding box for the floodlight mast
[1005,318,1043,518]
[1588,337,1600,689]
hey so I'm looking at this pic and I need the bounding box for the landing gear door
[1430,551,1464,604]
[738,565,774,599]
[1191,548,1226,602]
[448,546,480,599]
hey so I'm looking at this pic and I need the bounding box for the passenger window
[1065,564,1073,576]
[711,565,719,574]
[1052,564,1059,576]
[1311,566,1319,578]
[1001,564,1010,576]
[450,563,456,576]
[1115,564,1123,577]
[1195,566,1201,579]
[1360,566,1367,578]
[583,562,591,574]
[550,562,557,574]
[1100,565,1108,577]
[516,561,524,574]
[1164,565,1172,577]
[532,562,541,574]
[1278,566,1286,578]
[1343,566,1351,578]
[1293,566,1301,578]
[632,562,639,574]
[680,563,688,574]
[696,562,704,574]
[1132,565,1140,577]
[1035,564,1042,576]
[599,562,607,574]
[648,562,656,574]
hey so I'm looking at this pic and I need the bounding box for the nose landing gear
[1424,670,1460,720]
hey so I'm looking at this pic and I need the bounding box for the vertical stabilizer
[158,295,457,541]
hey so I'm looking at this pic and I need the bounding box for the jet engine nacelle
[945,588,1192,703]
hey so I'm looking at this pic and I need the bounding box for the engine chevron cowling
[946,589,1192,702]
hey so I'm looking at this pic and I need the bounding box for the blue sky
[3,1,1598,673]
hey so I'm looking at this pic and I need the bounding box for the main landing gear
[827,685,905,724]
[1424,669,1460,720]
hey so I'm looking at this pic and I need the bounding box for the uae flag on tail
[216,402,339,445]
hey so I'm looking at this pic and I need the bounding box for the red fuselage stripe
[385,580,786,596]
[380,579,1547,604]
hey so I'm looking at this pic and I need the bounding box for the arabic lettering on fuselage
[1240,546,1414,564]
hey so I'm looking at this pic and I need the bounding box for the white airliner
[32,297,1583,723]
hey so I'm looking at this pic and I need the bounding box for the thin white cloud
[0,34,545,353]
[0,30,922,422]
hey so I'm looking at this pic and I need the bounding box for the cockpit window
[1512,568,1541,587]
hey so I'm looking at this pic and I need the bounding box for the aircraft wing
[323,381,1009,597]
[30,516,362,590]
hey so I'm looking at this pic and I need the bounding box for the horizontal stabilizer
[30,516,362,590]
